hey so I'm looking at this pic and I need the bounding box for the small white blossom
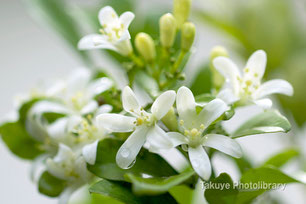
[97,86,176,169]
[46,144,91,182]
[167,86,242,180]
[213,50,293,108]
[78,6,135,56]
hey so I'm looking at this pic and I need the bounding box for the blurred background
[0,0,305,203]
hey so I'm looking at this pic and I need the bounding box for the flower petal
[119,11,135,28]
[188,145,211,180]
[203,134,242,158]
[151,90,176,120]
[197,99,228,128]
[67,68,92,92]
[167,132,188,147]
[116,126,148,169]
[146,124,173,152]
[81,100,98,115]
[217,89,239,105]
[98,6,118,26]
[213,57,241,95]
[176,86,197,128]
[82,140,99,165]
[96,104,113,115]
[245,50,267,80]
[122,86,141,115]
[96,113,135,132]
[78,34,117,51]
[87,77,113,98]
[254,98,272,109]
[253,79,294,99]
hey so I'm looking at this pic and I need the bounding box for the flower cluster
[0,2,295,204]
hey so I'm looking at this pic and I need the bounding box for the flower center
[179,120,205,147]
[238,67,261,99]
[99,22,125,42]
[133,110,154,127]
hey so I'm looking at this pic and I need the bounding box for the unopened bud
[173,0,192,28]
[181,22,195,52]
[210,46,228,91]
[135,32,156,62]
[160,13,177,48]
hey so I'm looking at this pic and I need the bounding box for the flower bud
[210,46,228,91]
[173,0,192,28]
[160,13,177,49]
[135,32,156,62]
[181,22,195,52]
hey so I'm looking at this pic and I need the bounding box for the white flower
[167,86,242,180]
[97,86,176,169]
[78,6,135,56]
[213,50,293,108]
[46,144,91,182]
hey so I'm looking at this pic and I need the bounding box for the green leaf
[236,167,300,204]
[168,185,195,204]
[204,173,238,204]
[38,171,67,197]
[88,138,177,181]
[42,112,66,124]
[262,148,299,168]
[232,110,291,138]
[89,180,177,204]
[190,64,212,96]
[0,122,43,159]
[125,168,195,195]
[19,98,43,124]
[195,93,215,104]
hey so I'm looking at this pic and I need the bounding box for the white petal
[203,134,242,158]
[167,132,188,147]
[176,86,197,128]
[116,126,148,169]
[87,77,113,98]
[47,117,68,141]
[82,140,99,165]
[98,6,118,26]
[96,113,135,132]
[132,82,153,107]
[245,50,267,80]
[119,11,135,28]
[253,79,294,99]
[58,185,79,204]
[151,90,176,120]
[197,99,228,128]
[96,104,113,115]
[217,89,239,105]
[146,124,173,152]
[122,86,141,115]
[188,146,211,180]
[67,68,92,92]
[213,57,241,95]
[78,34,117,51]
[254,98,273,109]
[80,100,98,115]
[30,101,69,115]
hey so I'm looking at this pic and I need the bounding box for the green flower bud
[173,0,192,28]
[160,13,177,48]
[135,32,156,62]
[181,22,195,52]
[210,46,228,91]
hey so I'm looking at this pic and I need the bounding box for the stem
[129,52,144,68]
[171,50,186,74]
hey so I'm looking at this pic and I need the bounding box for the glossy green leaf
[190,64,212,96]
[236,167,300,204]
[88,138,177,181]
[89,180,177,204]
[0,121,43,159]
[38,171,67,197]
[125,168,195,195]
[262,148,299,168]
[232,110,291,138]
[168,185,195,204]
[204,173,238,204]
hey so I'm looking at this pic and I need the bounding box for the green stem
[129,52,144,68]
[171,50,186,74]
